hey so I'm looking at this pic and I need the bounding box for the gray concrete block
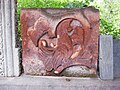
[99,35,113,80]
[113,40,120,78]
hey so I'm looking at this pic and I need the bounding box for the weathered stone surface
[61,66,96,77]
[21,7,99,76]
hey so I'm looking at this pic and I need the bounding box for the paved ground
[0,74,120,90]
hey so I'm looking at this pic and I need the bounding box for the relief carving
[21,7,99,76]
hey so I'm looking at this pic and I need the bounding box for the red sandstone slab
[20,7,99,76]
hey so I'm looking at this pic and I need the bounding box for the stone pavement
[0,74,120,90]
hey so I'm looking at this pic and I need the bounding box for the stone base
[61,66,97,77]
[24,65,97,77]
[0,75,120,90]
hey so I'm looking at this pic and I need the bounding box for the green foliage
[17,0,120,39]
[92,0,120,39]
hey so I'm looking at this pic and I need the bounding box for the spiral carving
[28,17,92,73]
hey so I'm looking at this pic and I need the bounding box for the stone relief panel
[21,7,99,76]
